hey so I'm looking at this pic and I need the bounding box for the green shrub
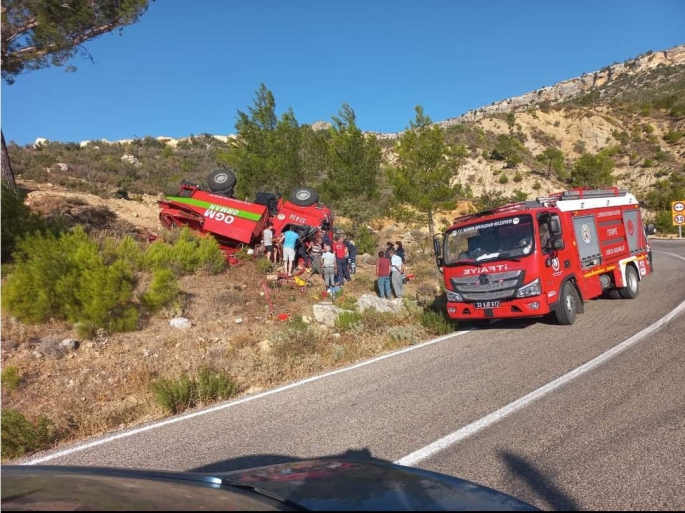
[1,366,21,391]
[499,173,509,184]
[359,309,397,333]
[334,295,357,311]
[142,228,226,275]
[2,227,138,335]
[420,309,454,335]
[335,311,363,332]
[386,326,420,345]
[196,367,238,403]
[532,181,542,191]
[354,226,376,256]
[150,374,196,414]
[255,257,273,274]
[1,185,57,263]
[664,131,684,144]
[513,171,523,183]
[140,269,180,312]
[1,408,56,459]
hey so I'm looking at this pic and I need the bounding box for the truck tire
[618,265,639,299]
[555,282,578,325]
[207,169,237,193]
[289,187,319,207]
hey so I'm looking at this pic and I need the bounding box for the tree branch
[12,16,122,60]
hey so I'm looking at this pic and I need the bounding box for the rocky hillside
[9,43,685,225]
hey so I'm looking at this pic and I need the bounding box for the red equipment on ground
[433,187,654,325]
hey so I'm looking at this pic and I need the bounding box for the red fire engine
[433,187,654,325]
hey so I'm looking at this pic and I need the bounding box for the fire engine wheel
[555,282,578,325]
[618,265,640,300]
[289,187,319,207]
[207,169,237,193]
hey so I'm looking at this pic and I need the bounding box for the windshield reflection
[444,215,535,265]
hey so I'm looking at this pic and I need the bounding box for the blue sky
[2,0,684,145]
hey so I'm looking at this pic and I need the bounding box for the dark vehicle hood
[2,459,538,511]
[221,459,537,511]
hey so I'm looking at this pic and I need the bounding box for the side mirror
[550,217,562,238]
[433,236,442,257]
[436,256,444,272]
[552,239,565,250]
[646,223,656,236]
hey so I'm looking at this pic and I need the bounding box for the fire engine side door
[538,213,569,307]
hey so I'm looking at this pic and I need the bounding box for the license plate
[474,301,500,309]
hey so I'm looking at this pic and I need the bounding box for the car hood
[220,458,537,511]
[2,459,538,511]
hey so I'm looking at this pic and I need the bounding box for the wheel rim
[296,190,311,201]
[565,288,574,313]
[214,173,228,184]
[629,270,638,292]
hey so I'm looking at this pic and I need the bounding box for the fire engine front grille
[451,269,523,301]
[461,289,515,301]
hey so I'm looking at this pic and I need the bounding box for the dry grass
[1,223,447,460]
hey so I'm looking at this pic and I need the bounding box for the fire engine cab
[433,187,654,325]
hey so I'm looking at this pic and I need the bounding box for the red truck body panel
[157,183,333,257]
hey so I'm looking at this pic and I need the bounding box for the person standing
[384,241,395,258]
[262,222,275,263]
[332,236,350,285]
[388,248,405,298]
[376,250,392,299]
[281,226,300,276]
[309,233,323,279]
[344,235,358,275]
[394,240,405,264]
[321,245,337,290]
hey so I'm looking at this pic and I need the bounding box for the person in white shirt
[262,222,275,263]
[388,248,405,298]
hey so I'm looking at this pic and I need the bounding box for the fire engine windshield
[443,215,535,266]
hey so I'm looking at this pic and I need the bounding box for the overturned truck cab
[433,187,654,325]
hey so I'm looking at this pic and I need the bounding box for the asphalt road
[23,239,685,511]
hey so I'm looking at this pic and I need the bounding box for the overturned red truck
[157,169,333,261]
[433,187,655,325]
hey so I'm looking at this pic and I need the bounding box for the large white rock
[170,317,192,329]
[121,154,140,165]
[33,137,49,148]
[356,294,405,314]
[312,303,351,328]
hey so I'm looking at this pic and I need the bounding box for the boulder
[60,338,79,351]
[312,303,351,328]
[170,317,192,330]
[356,294,405,314]
[121,154,140,165]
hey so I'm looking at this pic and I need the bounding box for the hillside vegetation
[2,46,684,460]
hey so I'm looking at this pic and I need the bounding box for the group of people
[263,226,407,300]
[376,240,406,299]
[262,224,358,289]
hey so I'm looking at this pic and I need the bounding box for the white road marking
[24,327,474,464]
[395,250,685,467]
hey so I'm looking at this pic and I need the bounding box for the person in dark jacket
[344,236,358,274]
[384,241,395,259]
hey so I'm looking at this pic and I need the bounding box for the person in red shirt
[376,251,392,299]
[332,236,350,285]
